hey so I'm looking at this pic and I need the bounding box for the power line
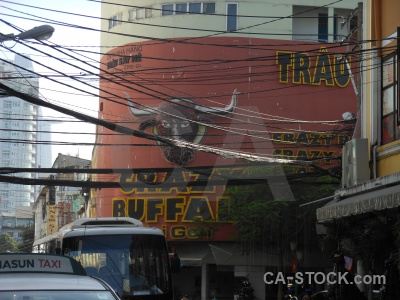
[1,81,316,164]
[0,35,356,142]
[0,1,368,159]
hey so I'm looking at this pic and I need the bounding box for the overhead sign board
[93,37,357,241]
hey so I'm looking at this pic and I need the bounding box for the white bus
[33,217,173,300]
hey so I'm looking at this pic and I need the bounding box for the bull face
[123,90,237,166]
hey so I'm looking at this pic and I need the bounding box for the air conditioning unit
[342,138,369,188]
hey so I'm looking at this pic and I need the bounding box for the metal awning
[209,244,233,265]
[180,258,203,267]
[317,185,400,222]
[176,244,210,267]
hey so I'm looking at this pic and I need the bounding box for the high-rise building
[36,107,53,169]
[0,54,51,215]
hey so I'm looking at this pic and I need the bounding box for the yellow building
[317,1,400,298]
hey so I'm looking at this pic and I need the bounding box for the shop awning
[180,258,203,267]
[177,244,210,267]
[316,185,400,222]
[209,244,233,265]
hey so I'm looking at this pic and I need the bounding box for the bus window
[31,218,173,299]
[62,234,171,297]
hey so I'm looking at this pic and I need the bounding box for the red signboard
[92,37,357,241]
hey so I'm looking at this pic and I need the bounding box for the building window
[318,13,328,42]
[189,3,201,13]
[108,14,120,29]
[175,3,187,14]
[203,2,215,14]
[136,8,146,19]
[162,2,215,15]
[226,3,238,32]
[3,101,11,109]
[130,8,151,20]
[381,52,398,144]
[129,9,137,20]
[146,8,152,18]
[162,4,174,15]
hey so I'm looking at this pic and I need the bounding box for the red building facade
[92,37,357,241]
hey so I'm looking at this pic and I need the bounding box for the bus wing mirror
[170,255,181,273]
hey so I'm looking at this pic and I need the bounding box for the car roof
[0,253,115,293]
[0,273,108,291]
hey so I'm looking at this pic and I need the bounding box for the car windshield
[0,291,116,300]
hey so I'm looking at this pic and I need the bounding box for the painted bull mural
[123,90,238,166]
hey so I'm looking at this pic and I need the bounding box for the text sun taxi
[0,253,121,300]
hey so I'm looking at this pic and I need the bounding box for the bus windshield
[62,234,171,298]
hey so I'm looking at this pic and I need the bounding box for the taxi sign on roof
[0,253,86,275]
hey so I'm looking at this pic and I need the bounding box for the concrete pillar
[201,264,209,300]
[328,7,335,42]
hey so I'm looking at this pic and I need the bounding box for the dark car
[311,289,381,300]
[311,290,328,300]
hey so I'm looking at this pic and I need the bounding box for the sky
[0,0,101,162]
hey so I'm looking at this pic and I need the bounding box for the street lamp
[0,24,54,43]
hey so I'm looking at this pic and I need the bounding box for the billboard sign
[93,37,357,240]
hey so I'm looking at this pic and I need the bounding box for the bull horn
[123,91,155,117]
[195,89,238,115]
